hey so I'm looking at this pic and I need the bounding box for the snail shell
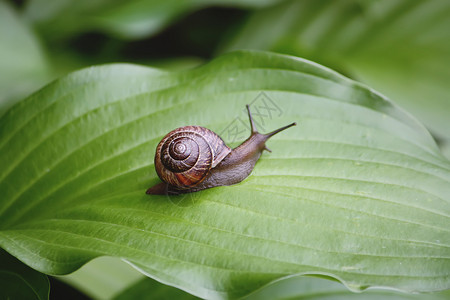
[147,105,296,195]
[154,126,231,190]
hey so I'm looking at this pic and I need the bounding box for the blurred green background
[1,0,449,299]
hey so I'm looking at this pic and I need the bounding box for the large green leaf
[244,276,450,300]
[57,257,144,299]
[222,0,450,141]
[0,51,449,299]
[114,275,198,300]
[115,275,450,300]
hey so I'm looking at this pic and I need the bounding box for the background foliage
[0,0,449,299]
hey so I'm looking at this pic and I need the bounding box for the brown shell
[154,126,231,189]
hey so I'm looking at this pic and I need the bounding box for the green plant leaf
[23,0,283,40]
[114,275,450,300]
[0,249,50,300]
[0,1,50,116]
[221,0,450,141]
[0,50,449,299]
[114,276,198,300]
[245,276,450,300]
[57,257,144,299]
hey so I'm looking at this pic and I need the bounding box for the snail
[146,105,296,195]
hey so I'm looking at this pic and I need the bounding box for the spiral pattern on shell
[154,126,231,189]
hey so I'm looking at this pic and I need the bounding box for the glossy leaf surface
[0,51,449,299]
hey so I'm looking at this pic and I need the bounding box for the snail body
[147,105,296,195]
